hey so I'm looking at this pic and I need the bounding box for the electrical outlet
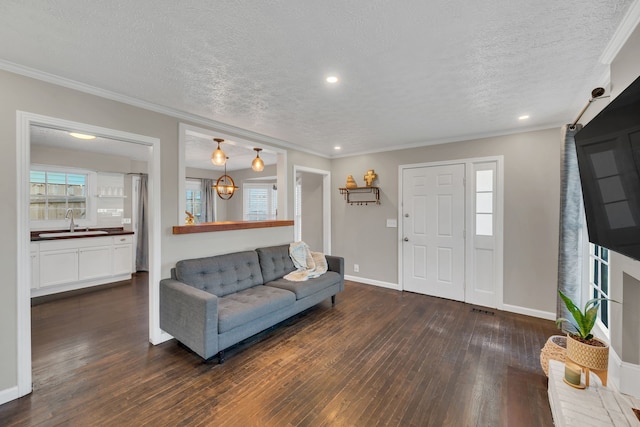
[354,264,359,273]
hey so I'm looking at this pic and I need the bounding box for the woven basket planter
[566,335,609,370]
[540,335,567,377]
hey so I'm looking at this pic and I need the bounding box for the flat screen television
[575,74,640,261]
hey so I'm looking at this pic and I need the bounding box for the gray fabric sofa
[159,244,344,361]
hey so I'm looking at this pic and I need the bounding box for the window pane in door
[476,170,493,192]
[476,213,493,236]
[476,193,493,213]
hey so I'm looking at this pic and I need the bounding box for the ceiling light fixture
[252,148,265,172]
[334,146,341,150]
[326,76,339,83]
[518,115,530,120]
[213,157,238,200]
[69,132,96,140]
[211,138,227,166]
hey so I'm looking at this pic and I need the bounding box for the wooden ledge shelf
[339,186,380,205]
[173,220,294,235]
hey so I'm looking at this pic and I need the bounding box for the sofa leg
[218,350,225,364]
[331,295,336,306]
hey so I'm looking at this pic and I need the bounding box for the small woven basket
[540,335,567,377]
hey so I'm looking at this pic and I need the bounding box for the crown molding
[599,0,640,65]
[330,122,564,159]
[0,59,330,159]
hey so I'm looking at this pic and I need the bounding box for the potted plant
[556,290,618,386]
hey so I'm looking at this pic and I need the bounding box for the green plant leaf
[558,290,585,336]
[555,317,578,334]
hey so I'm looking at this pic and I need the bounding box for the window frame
[589,243,611,336]
[243,182,277,221]
[185,178,204,224]
[30,164,97,230]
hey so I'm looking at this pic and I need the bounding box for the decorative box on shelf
[339,187,380,206]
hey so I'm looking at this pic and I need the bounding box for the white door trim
[15,112,162,399]
[398,156,504,308]
[293,165,332,254]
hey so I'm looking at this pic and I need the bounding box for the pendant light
[252,148,265,172]
[213,157,238,200]
[211,138,227,166]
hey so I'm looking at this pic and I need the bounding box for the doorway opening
[293,165,331,254]
[16,112,162,398]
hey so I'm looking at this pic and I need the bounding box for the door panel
[403,164,465,301]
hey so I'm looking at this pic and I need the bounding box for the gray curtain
[202,178,215,223]
[557,124,584,319]
[136,174,149,272]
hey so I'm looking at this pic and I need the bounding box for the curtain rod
[569,87,609,130]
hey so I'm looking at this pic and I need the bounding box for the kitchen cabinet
[112,235,133,276]
[39,248,79,288]
[79,244,112,281]
[32,234,134,297]
[30,243,39,290]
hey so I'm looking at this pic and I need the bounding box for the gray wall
[332,128,561,313]
[300,172,323,251]
[0,69,328,395]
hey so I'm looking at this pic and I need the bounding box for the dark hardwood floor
[1,275,557,426]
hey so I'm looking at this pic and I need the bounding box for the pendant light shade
[211,138,227,166]
[252,148,265,172]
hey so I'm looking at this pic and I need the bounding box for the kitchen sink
[38,230,110,238]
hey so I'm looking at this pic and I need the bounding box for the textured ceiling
[0,1,635,157]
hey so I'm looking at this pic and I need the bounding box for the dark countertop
[31,227,134,241]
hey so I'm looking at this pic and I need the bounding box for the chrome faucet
[65,208,75,232]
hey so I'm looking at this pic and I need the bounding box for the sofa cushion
[256,245,296,283]
[217,285,295,333]
[175,251,264,297]
[265,271,341,300]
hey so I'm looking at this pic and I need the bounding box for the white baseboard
[609,347,640,399]
[0,385,20,406]
[344,275,400,291]
[500,303,556,321]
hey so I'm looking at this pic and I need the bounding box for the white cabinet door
[79,245,112,280]
[113,244,133,276]
[39,249,78,288]
[30,243,39,290]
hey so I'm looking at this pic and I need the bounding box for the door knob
[403,237,409,242]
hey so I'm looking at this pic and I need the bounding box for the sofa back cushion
[256,244,296,283]
[175,250,264,297]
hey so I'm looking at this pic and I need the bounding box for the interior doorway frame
[15,111,162,398]
[292,165,332,254]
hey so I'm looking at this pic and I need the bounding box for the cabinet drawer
[113,235,133,244]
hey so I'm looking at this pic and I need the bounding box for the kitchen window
[30,165,96,229]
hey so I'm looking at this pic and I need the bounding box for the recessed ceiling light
[518,115,530,121]
[69,132,96,140]
[326,76,339,84]
[334,146,341,150]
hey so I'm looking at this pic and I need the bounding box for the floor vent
[471,307,495,316]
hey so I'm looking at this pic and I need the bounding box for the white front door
[402,164,465,301]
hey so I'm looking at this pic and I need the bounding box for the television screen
[575,75,640,261]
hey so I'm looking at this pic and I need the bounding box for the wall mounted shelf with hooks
[338,187,380,206]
